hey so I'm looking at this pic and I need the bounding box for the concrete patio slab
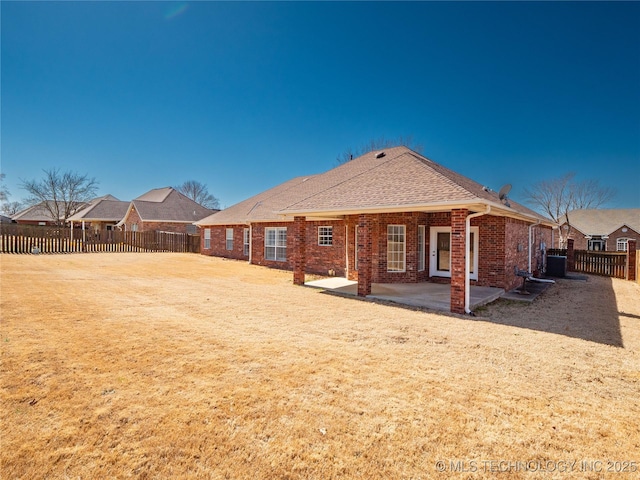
[305,277,504,312]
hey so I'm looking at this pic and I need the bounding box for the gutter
[465,205,491,314]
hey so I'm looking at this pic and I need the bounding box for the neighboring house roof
[560,209,640,237]
[12,201,70,223]
[118,187,216,224]
[197,146,552,226]
[68,197,130,222]
[0,214,13,223]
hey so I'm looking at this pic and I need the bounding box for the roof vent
[375,151,386,159]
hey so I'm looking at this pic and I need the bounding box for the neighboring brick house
[557,209,640,251]
[68,195,130,241]
[117,187,216,234]
[196,147,554,314]
[12,200,84,226]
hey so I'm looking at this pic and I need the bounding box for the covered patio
[305,277,504,312]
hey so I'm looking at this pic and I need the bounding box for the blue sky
[2,1,639,210]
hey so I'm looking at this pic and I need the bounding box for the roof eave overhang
[278,200,556,226]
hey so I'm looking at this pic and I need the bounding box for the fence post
[567,239,575,272]
[627,240,637,282]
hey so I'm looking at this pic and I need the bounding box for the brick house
[196,147,555,314]
[12,200,85,226]
[117,187,216,234]
[67,195,130,240]
[557,209,640,251]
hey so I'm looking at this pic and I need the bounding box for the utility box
[546,255,567,277]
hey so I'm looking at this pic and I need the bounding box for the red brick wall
[450,209,468,314]
[358,212,430,284]
[199,213,550,292]
[123,207,143,232]
[559,224,639,251]
[608,226,639,251]
[304,220,347,276]
[200,224,248,260]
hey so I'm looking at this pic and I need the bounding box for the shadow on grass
[476,275,624,347]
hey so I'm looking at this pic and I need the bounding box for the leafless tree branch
[175,180,220,210]
[20,168,98,226]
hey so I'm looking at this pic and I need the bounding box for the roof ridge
[282,147,412,210]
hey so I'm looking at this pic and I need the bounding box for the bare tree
[2,201,23,216]
[336,135,424,164]
[524,172,615,247]
[20,168,98,226]
[0,173,8,203]
[175,180,220,210]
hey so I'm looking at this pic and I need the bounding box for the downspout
[345,224,349,279]
[465,205,491,314]
[528,219,541,273]
[248,223,253,264]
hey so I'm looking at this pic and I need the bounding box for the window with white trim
[318,226,333,246]
[243,228,250,256]
[204,228,211,249]
[265,227,287,261]
[131,223,138,232]
[225,228,233,250]
[417,225,425,272]
[617,238,628,252]
[387,225,406,272]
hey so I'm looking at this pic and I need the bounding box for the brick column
[292,216,306,285]
[450,209,468,314]
[627,240,637,281]
[567,238,575,272]
[357,214,373,296]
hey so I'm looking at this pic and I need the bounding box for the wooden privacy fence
[573,250,627,279]
[0,225,200,254]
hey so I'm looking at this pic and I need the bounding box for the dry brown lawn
[1,253,639,479]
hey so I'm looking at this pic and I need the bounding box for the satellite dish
[498,184,512,201]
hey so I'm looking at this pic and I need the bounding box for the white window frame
[204,228,211,249]
[387,225,406,272]
[429,226,479,280]
[243,228,250,256]
[265,227,287,262]
[617,238,628,252]
[131,223,138,232]
[417,225,426,272]
[318,226,333,246]
[225,228,233,251]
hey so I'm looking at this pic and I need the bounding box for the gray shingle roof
[131,188,215,223]
[561,209,640,236]
[197,147,551,226]
[68,199,130,222]
[12,201,71,222]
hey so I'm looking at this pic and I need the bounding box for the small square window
[318,226,333,246]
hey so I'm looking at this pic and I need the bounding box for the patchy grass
[1,253,639,479]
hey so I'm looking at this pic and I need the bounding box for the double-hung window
[243,228,250,256]
[265,227,287,261]
[204,228,211,249]
[387,225,406,272]
[318,226,333,246]
[225,228,233,250]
